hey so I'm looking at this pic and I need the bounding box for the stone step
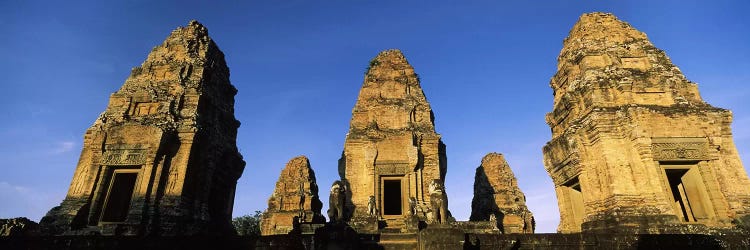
[379,233,418,242]
[378,241,419,250]
[386,222,405,226]
[380,228,403,234]
[383,220,405,229]
[378,235,419,250]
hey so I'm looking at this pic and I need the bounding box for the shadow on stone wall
[336,151,355,222]
[469,166,504,231]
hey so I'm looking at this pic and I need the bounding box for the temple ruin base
[2,230,748,250]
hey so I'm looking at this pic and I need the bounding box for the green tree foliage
[365,58,380,74]
[232,210,263,237]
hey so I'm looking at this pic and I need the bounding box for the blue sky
[1,1,749,233]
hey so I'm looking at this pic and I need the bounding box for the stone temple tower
[470,153,535,234]
[40,21,245,236]
[260,156,325,235]
[543,13,750,233]
[338,49,450,232]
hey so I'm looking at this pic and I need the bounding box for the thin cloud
[0,181,31,194]
[0,181,60,221]
[50,141,76,154]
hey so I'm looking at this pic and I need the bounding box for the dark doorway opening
[666,169,692,221]
[101,172,137,222]
[383,180,402,215]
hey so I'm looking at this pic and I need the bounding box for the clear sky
[1,1,749,233]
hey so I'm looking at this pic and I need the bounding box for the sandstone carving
[327,180,346,224]
[428,180,449,224]
[337,49,451,231]
[408,197,418,216]
[39,20,245,236]
[367,196,380,218]
[543,12,750,233]
[470,153,534,233]
[260,156,325,235]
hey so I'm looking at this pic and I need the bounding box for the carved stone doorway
[380,176,406,218]
[100,169,139,223]
[661,162,715,223]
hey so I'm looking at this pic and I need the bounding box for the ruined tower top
[348,49,435,137]
[548,12,707,137]
[369,49,410,67]
[559,12,648,59]
[94,20,238,135]
[142,20,212,65]
[115,19,234,104]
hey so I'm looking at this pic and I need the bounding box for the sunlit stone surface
[39,21,245,236]
[543,13,750,234]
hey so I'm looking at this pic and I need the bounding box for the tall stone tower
[543,13,750,233]
[338,49,450,232]
[260,156,325,235]
[40,21,245,236]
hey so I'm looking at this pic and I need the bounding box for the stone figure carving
[367,195,379,218]
[408,197,417,216]
[489,213,496,222]
[429,180,448,223]
[327,180,346,223]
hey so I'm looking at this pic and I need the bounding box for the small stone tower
[543,13,750,233]
[260,156,325,235]
[337,49,451,232]
[40,21,245,236]
[470,153,535,233]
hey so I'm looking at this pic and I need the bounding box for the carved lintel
[651,137,708,161]
[100,145,148,166]
[375,162,409,175]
